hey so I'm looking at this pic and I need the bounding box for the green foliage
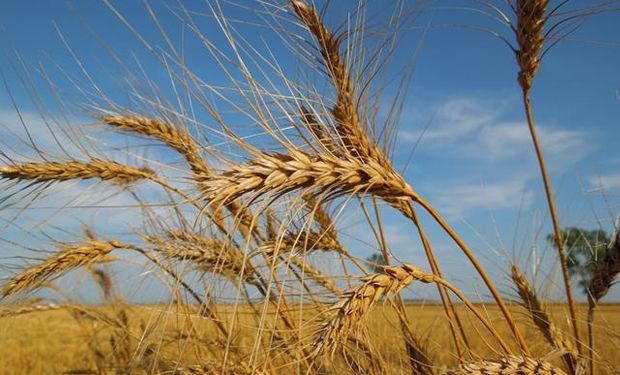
[365,253,386,273]
[547,227,610,295]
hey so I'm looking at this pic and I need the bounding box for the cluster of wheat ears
[0,1,618,374]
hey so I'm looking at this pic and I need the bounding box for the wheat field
[0,1,619,374]
[1,303,620,374]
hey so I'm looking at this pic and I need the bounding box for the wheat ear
[0,159,155,185]
[446,355,567,375]
[259,231,345,257]
[146,232,256,284]
[291,1,386,164]
[288,256,343,296]
[0,303,62,318]
[102,114,209,176]
[2,239,125,297]
[200,149,416,209]
[515,0,549,91]
[589,229,620,301]
[511,264,577,373]
[311,264,435,357]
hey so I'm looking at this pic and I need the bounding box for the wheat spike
[445,355,567,375]
[147,231,256,284]
[199,149,416,210]
[515,0,549,90]
[312,263,436,357]
[2,239,125,297]
[0,303,62,318]
[511,264,577,372]
[291,1,385,164]
[102,114,209,176]
[0,159,155,185]
[173,360,269,375]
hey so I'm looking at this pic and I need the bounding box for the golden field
[1,303,618,374]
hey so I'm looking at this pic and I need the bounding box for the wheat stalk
[446,355,567,375]
[511,264,577,372]
[0,159,155,185]
[2,239,125,297]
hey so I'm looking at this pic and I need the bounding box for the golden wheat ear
[199,149,416,210]
[1,239,125,297]
[311,264,436,358]
[515,0,549,90]
[511,264,577,373]
[101,114,210,177]
[446,355,567,375]
[0,159,155,185]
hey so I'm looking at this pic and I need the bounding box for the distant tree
[365,253,386,273]
[547,227,610,295]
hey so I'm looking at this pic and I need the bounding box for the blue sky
[0,1,619,303]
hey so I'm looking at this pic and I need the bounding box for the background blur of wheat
[0,1,619,374]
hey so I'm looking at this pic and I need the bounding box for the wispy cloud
[589,173,620,190]
[431,177,534,219]
[399,96,590,167]
[398,97,502,143]
[473,121,588,164]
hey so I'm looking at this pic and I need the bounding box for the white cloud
[398,96,590,168]
[432,178,534,219]
[474,121,588,163]
[398,97,501,142]
[589,173,620,190]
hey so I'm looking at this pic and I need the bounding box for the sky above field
[0,1,619,303]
